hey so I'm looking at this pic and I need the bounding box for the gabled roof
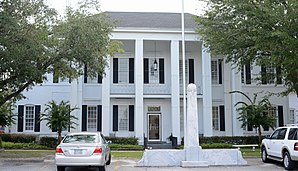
[105,12,197,30]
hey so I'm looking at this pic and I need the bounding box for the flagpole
[181,0,187,147]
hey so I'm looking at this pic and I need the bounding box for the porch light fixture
[154,41,158,71]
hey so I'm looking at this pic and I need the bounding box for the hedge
[0,134,36,143]
[199,136,262,145]
[2,141,49,149]
[39,137,58,149]
[106,137,138,145]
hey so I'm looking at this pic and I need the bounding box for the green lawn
[111,151,144,159]
[0,150,55,158]
[240,148,261,157]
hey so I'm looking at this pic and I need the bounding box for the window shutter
[129,58,134,83]
[113,58,118,83]
[84,65,88,83]
[159,58,164,84]
[129,105,134,131]
[218,59,222,84]
[261,65,267,84]
[144,58,149,83]
[245,63,251,84]
[113,105,118,131]
[189,59,194,84]
[17,105,24,132]
[82,105,87,131]
[276,66,282,84]
[278,106,284,127]
[98,74,102,84]
[97,105,102,132]
[247,124,253,131]
[34,105,41,132]
[219,105,225,131]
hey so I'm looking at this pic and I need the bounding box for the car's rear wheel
[98,166,106,171]
[283,151,295,170]
[106,154,111,165]
[261,147,269,163]
[57,166,65,171]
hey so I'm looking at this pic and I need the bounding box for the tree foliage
[40,100,78,144]
[196,0,298,95]
[0,101,15,127]
[0,0,122,107]
[231,91,276,143]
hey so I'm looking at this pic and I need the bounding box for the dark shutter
[129,105,134,131]
[53,70,59,83]
[97,105,102,132]
[245,63,251,84]
[241,67,244,83]
[129,58,134,83]
[113,58,118,83]
[248,124,253,131]
[263,112,269,131]
[144,58,149,83]
[278,106,284,127]
[276,66,282,84]
[261,65,267,84]
[98,74,102,84]
[113,105,118,131]
[218,59,222,84]
[189,59,194,84]
[219,105,225,131]
[17,105,24,132]
[159,58,164,84]
[82,105,87,131]
[34,105,41,132]
[84,65,88,83]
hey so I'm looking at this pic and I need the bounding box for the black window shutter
[245,63,251,84]
[34,105,41,132]
[144,58,149,83]
[129,58,134,83]
[129,105,134,131]
[84,65,88,83]
[113,58,118,83]
[97,105,102,132]
[261,65,267,84]
[113,105,118,131]
[248,124,253,131]
[276,66,282,84]
[241,67,244,83]
[219,105,225,131]
[98,74,102,84]
[159,58,165,84]
[263,111,269,131]
[82,105,87,131]
[278,106,284,127]
[218,59,222,84]
[17,105,24,132]
[189,59,194,84]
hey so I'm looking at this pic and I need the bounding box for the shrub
[109,144,143,150]
[39,137,58,149]
[2,141,49,149]
[201,143,233,149]
[106,137,138,145]
[0,134,36,143]
[200,136,261,145]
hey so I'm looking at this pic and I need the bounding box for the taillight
[56,147,64,154]
[294,143,298,151]
[93,147,102,154]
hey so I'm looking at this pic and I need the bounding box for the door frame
[147,113,161,141]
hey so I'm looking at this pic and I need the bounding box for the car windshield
[63,134,98,143]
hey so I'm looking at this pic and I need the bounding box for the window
[289,109,295,124]
[261,65,282,85]
[83,65,102,84]
[270,128,287,140]
[25,106,34,131]
[211,60,218,84]
[118,105,129,131]
[288,128,298,140]
[212,106,219,131]
[113,58,134,84]
[87,106,97,132]
[241,63,251,84]
[149,58,159,83]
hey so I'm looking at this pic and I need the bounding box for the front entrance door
[148,114,161,141]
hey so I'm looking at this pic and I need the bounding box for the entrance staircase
[147,142,172,149]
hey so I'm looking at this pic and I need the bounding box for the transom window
[87,106,97,131]
[118,105,129,131]
[25,106,34,131]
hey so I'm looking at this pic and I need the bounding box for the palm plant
[231,91,276,143]
[40,100,78,144]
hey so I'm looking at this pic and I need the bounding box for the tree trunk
[58,131,62,144]
[258,126,262,144]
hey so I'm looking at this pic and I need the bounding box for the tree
[0,0,122,107]
[40,100,78,144]
[195,0,298,96]
[231,91,276,143]
[0,101,15,128]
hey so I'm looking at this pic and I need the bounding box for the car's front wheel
[283,151,295,170]
[57,166,65,171]
[261,147,269,163]
[98,166,106,171]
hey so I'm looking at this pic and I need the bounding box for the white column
[223,62,232,136]
[202,46,213,136]
[70,77,81,132]
[171,40,181,144]
[102,59,111,136]
[135,39,144,144]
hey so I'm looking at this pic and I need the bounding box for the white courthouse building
[9,12,298,145]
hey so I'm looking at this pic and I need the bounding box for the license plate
[74,149,83,155]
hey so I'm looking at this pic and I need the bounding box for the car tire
[106,154,111,165]
[57,166,65,171]
[283,151,295,170]
[261,147,269,163]
[98,166,106,171]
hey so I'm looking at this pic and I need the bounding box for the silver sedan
[55,132,111,171]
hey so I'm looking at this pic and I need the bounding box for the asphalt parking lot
[0,157,296,171]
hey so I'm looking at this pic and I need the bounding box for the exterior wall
[289,93,298,123]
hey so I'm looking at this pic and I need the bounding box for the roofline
[113,28,197,34]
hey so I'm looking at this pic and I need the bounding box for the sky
[46,0,206,16]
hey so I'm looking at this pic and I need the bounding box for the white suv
[261,125,298,170]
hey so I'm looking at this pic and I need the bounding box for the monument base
[181,161,209,167]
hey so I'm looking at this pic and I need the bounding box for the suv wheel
[261,147,269,163]
[98,166,106,171]
[57,166,65,171]
[283,151,295,170]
